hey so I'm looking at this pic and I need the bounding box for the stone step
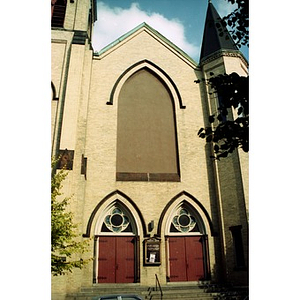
[66,282,247,300]
[80,284,147,294]
[67,292,215,300]
[77,282,211,295]
[80,281,211,292]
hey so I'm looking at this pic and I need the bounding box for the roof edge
[94,22,147,56]
[94,22,197,67]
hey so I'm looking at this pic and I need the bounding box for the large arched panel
[116,68,180,181]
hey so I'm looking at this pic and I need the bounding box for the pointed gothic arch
[156,191,217,237]
[106,59,185,109]
[88,192,144,284]
[83,190,148,238]
[94,200,138,236]
[115,63,181,181]
[165,201,207,236]
[159,191,213,282]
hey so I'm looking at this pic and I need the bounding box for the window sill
[116,172,180,182]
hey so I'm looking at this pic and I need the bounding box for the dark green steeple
[200,2,238,62]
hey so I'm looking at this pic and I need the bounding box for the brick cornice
[198,50,248,69]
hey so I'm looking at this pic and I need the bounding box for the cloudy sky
[92,0,248,62]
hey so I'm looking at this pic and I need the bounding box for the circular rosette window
[172,208,197,233]
[104,207,131,233]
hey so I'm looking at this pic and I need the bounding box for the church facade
[51,1,248,299]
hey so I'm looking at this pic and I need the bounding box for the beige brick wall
[51,31,74,154]
[82,29,217,287]
[200,52,249,284]
[64,0,90,31]
[51,25,248,298]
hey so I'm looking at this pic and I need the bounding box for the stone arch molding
[156,191,217,237]
[51,81,58,100]
[107,59,186,109]
[165,201,206,235]
[83,190,148,238]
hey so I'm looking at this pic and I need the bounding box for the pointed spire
[200,2,238,62]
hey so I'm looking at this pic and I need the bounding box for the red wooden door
[98,236,135,283]
[169,236,204,282]
[185,236,205,281]
[98,237,116,283]
[169,237,187,281]
[116,237,135,283]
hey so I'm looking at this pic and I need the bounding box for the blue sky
[92,0,248,62]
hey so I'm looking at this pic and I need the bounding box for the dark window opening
[229,225,246,268]
[51,0,67,28]
[217,95,227,122]
[57,149,74,170]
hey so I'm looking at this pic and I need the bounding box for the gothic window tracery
[169,204,205,234]
[101,206,133,233]
[172,208,197,233]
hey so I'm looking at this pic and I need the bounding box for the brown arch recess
[116,67,181,180]
[156,190,217,237]
[83,190,149,238]
[107,59,186,109]
[51,81,59,100]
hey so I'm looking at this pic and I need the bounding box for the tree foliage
[221,0,249,48]
[196,72,249,160]
[51,159,91,276]
[197,0,249,159]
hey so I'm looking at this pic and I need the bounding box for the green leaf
[198,128,204,134]
[217,114,224,121]
[51,158,91,276]
[209,115,215,123]
[214,144,220,153]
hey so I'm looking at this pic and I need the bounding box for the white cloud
[214,0,238,18]
[92,2,198,60]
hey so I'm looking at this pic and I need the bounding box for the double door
[97,236,135,283]
[168,236,205,282]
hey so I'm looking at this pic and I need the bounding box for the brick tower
[51,1,248,299]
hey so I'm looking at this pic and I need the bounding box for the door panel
[169,236,205,282]
[98,236,135,283]
[169,237,187,281]
[98,237,116,283]
[185,236,204,281]
[116,237,135,283]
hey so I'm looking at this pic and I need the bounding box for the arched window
[168,203,206,235]
[51,0,67,28]
[95,201,138,236]
[101,205,134,234]
[116,68,180,181]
